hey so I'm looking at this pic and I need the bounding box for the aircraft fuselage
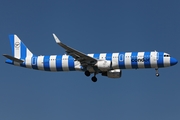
[5,51,177,72]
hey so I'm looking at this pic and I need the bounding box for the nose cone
[170,57,178,66]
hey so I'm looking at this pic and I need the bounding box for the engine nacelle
[96,60,111,71]
[102,69,122,78]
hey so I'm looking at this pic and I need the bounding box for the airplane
[3,34,178,82]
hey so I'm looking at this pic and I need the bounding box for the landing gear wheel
[85,71,90,77]
[156,73,160,77]
[91,76,97,82]
[155,68,160,77]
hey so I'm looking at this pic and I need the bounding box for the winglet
[52,33,61,44]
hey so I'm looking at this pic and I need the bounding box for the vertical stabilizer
[9,34,33,59]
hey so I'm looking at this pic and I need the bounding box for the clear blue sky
[0,0,180,120]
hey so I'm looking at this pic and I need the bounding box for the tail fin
[9,34,33,59]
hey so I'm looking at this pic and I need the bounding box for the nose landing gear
[155,68,160,77]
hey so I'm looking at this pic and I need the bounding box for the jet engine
[102,69,122,78]
[96,60,111,71]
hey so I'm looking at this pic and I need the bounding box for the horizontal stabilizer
[3,54,24,63]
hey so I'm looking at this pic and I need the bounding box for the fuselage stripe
[20,41,26,67]
[20,42,26,59]
[49,55,57,71]
[93,53,100,59]
[144,52,151,68]
[62,55,69,71]
[56,55,63,71]
[131,52,138,69]
[119,52,125,69]
[137,52,145,68]
[99,53,106,60]
[13,35,21,66]
[9,35,14,57]
[31,56,38,70]
[68,56,75,71]
[157,52,164,68]
[37,56,44,70]
[44,56,51,71]
[150,52,157,68]
[125,52,132,69]
[106,53,112,61]
[163,55,170,67]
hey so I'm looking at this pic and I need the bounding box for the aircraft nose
[170,57,178,66]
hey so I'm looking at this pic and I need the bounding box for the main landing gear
[91,76,97,82]
[84,71,97,82]
[85,71,90,77]
[155,68,160,77]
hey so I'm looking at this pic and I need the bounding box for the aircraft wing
[53,34,97,65]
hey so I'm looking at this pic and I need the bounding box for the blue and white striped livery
[3,34,178,82]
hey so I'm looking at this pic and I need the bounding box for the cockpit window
[164,55,170,57]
